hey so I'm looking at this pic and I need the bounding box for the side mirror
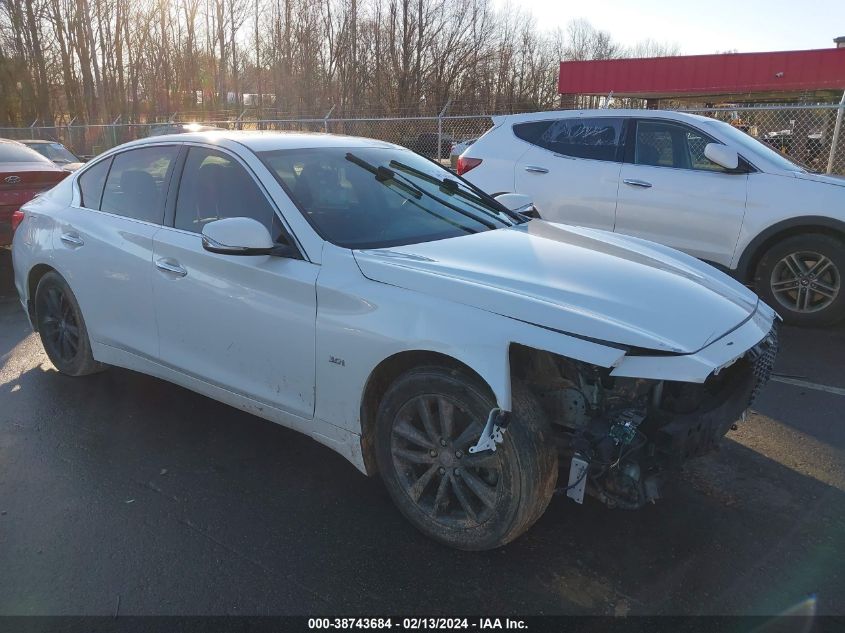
[704,143,740,170]
[493,192,540,218]
[201,217,274,256]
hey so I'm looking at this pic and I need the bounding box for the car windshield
[711,119,811,172]
[258,146,519,249]
[26,142,79,164]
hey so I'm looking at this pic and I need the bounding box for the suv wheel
[35,271,106,376]
[755,233,844,326]
[375,366,557,550]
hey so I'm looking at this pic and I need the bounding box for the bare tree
[0,0,665,125]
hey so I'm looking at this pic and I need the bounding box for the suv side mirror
[202,217,274,256]
[704,143,740,170]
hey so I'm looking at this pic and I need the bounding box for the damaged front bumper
[609,301,778,384]
[569,322,778,509]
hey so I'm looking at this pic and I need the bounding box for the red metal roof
[559,48,845,96]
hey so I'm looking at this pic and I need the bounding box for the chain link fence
[2,104,843,174]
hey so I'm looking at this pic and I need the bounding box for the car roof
[113,130,400,153]
[494,109,714,125]
[17,139,56,145]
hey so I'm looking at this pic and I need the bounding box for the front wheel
[754,233,844,326]
[35,271,106,376]
[375,366,557,550]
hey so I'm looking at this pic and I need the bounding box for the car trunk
[0,164,68,244]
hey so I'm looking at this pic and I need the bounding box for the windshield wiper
[345,152,421,199]
[345,153,497,230]
[388,160,523,224]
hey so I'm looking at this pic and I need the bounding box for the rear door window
[513,117,625,162]
[100,146,179,223]
[77,158,112,209]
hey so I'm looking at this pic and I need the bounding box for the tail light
[456,156,482,176]
[11,209,25,232]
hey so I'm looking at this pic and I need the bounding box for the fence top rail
[677,104,845,113]
[1,114,496,131]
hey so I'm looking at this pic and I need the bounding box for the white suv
[459,110,845,326]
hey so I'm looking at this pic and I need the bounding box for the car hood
[353,221,759,354]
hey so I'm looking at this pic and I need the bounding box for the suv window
[100,146,178,223]
[77,158,112,209]
[174,147,278,235]
[635,120,727,172]
[513,117,624,161]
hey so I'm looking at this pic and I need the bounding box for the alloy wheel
[770,251,840,313]
[390,395,502,528]
[39,285,81,363]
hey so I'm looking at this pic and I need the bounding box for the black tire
[754,233,845,327]
[375,366,557,550]
[34,271,106,376]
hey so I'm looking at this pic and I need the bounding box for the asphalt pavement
[1,249,843,616]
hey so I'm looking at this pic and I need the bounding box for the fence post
[323,105,336,133]
[66,117,76,153]
[112,115,122,148]
[827,91,845,174]
[437,100,451,161]
[29,119,38,139]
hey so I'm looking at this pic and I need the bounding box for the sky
[503,0,845,54]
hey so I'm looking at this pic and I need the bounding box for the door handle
[524,165,549,174]
[155,258,188,277]
[623,178,652,188]
[60,232,84,247]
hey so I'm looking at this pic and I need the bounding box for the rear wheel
[35,272,106,376]
[375,366,557,550]
[754,234,845,326]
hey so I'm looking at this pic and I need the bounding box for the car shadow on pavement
[0,252,34,372]
[0,249,15,298]
[1,356,843,616]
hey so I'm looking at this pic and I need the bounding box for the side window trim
[168,142,306,258]
[163,145,189,228]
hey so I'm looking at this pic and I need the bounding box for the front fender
[313,246,626,433]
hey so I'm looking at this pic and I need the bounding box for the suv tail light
[11,209,24,232]
[456,156,482,176]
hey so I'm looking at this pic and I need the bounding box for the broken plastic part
[566,453,590,504]
[468,408,506,454]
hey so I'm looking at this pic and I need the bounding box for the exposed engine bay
[510,327,779,510]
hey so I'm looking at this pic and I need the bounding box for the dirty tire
[754,233,845,327]
[375,366,557,550]
[35,271,107,376]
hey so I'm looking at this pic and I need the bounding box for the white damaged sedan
[12,132,778,549]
